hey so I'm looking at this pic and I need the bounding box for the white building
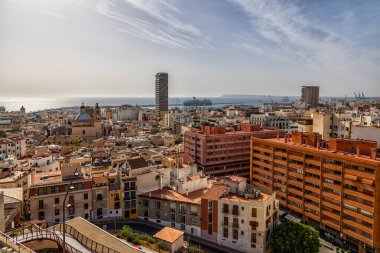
[117,105,139,121]
[217,176,279,253]
[0,136,26,160]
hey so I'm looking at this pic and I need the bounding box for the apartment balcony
[252,146,271,153]
[259,176,272,185]
[305,158,321,167]
[323,163,342,172]
[322,182,341,192]
[343,209,373,225]
[322,209,341,222]
[274,159,287,166]
[304,166,321,175]
[342,228,373,247]
[344,169,375,180]
[287,194,303,204]
[344,189,374,202]
[322,191,340,202]
[279,199,286,207]
[275,190,286,198]
[304,185,320,193]
[288,163,303,171]
[288,187,303,197]
[273,181,286,190]
[304,202,320,213]
[322,217,340,231]
[344,199,374,213]
[323,173,342,182]
[342,218,373,236]
[287,203,303,214]
[288,171,303,180]
[304,210,320,222]
[253,181,272,192]
[343,178,363,189]
[253,153,273,161]
[273,166,287,175]
[305,176,320,185]
[322,200,340,211]
[274,151,287,158]
[288,155,304,163]
[288,179,303,189]
[254,161,272,171]
[304,193,320,204]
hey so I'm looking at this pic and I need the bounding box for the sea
[0,96,273,113]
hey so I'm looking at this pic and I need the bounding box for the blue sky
[0,0,379,97]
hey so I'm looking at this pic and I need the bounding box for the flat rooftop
[252,137,380,162]
[31,168,91,186]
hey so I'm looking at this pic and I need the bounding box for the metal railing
[55,223,122,253]
[14,225,82,253]
[0,230,35,253]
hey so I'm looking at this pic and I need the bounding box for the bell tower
[94,103,101,121]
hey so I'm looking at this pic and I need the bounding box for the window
[84,193,88,200]
[208,224,212,235]
[208,201,213,210]
[232,205,239,215]
[38,200,44,209]
[155,201,161,210]
[143,199,149,207]
[55,209,60,215]
[223,204,229,213]
[97,194,103,201]
[55,198,59,205]
[224,217,228,226]
[251,233,257,243]
[233,229,238,240]
[223,228,228,238]
[84,203,88,209]
[251,208,257,217]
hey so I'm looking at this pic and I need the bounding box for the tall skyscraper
[301,85,320,109]
[155,72,168,117]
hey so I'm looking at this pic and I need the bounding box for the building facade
[155,72,169,117]
[184,124,285,177]
[301,86,320,109]
[250,134,380,253]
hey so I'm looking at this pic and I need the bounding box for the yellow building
[71,103,103,140]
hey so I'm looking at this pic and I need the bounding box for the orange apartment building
[250,132,380,253]
[184,124,285,177]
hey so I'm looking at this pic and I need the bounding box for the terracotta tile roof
[128,157,148,169]
[140,187,207,205]
[200,184,229,201]
[154,227,184,244]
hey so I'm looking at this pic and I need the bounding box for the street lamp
[62,169,79,253]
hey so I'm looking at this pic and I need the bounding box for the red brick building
[184,124,285,177]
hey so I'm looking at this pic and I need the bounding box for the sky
[0,0,379,97]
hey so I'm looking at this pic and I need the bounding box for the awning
[284,214,302,223]
[344,174,357,181]
[362,178,374,185]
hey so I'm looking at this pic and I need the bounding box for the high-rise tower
[155,72,168,117]
[301,85,319,109]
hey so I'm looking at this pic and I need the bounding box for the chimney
[370,148,377,160]
[356,146,360,157]
[186,189,189,197]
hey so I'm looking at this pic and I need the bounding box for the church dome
[75,113,91,121]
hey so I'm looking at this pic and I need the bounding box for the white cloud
[94,0,210,49]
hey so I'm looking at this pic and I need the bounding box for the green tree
[270,221,320,253]
[0,130,6,138]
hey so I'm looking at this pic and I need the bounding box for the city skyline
[1,0,380,97]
